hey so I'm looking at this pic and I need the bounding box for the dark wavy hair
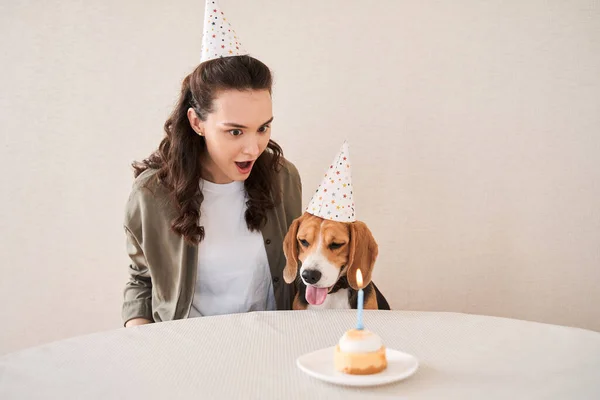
[132,55,283,244]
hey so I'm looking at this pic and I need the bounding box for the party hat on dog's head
[306,141,356,222]
[201,0,248,62]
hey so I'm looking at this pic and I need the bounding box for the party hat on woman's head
[201,0,248,62]
[306,141,356,222]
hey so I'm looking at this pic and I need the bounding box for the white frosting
[338,329,383,353]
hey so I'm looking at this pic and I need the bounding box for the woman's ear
[187,108,204,136]
[346,221,379,290]
[283,215,305,284]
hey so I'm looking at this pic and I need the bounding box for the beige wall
[1,0,599,354]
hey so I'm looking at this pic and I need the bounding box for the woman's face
[189,89,273,184]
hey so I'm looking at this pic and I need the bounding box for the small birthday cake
[334,328,388,375]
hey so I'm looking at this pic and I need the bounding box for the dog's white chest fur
[307,289,351,310]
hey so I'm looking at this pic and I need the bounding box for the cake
[334,328,387,375]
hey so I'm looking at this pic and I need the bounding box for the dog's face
[293,214,351,289]
[283,212,378,305]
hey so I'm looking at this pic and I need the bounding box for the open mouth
[234,160,254,174]
[305,284,334,306]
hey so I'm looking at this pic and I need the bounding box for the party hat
[306,141,356,222]
[201,0,248,62]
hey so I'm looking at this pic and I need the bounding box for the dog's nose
[301,269,322,284]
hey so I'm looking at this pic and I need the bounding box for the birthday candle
[356,269,364,330]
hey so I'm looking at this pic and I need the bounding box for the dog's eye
[299,239,309,247]
[329,242,344,250]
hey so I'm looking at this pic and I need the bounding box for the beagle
[283,212,390,310]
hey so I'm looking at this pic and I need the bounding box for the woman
[122,55,302,327]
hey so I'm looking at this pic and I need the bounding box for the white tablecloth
[1,310,599,399]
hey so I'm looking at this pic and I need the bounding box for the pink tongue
[306,286,328,305]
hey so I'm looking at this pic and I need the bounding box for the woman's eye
[229,129,243,136]
[258,125,270,133]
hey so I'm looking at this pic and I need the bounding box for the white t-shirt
[188,179,276,317]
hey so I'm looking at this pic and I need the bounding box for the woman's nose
[242,137,260,157]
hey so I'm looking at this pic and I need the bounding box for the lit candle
[356,269,364,330]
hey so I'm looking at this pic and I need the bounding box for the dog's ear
[347,221,378,290]
[283,214,305,284]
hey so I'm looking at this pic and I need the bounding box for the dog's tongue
[306,286,328,305]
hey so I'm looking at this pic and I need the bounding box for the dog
[283,212,390,310]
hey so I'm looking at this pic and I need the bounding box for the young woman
[122,55,301,327]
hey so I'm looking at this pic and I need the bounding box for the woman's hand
[125,318,152,327]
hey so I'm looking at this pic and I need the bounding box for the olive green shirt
[122,158,301,325]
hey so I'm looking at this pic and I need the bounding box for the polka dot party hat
[306,141,356,222]
[201,0,248,62]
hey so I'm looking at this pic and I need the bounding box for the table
[1,310,599,399]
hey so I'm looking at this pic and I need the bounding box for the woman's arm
[125,317,152,327]
[122,226,154,327]
[122,183,156,327]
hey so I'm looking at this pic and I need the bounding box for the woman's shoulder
[276,156,302,208]
[278,157,301,182]
[130,168,168,198]
[125,168,173,227]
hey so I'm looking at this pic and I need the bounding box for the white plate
[296,346,419,387]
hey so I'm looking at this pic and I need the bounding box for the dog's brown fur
[283,212,382,310]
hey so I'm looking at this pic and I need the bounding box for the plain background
[1,0,599,354]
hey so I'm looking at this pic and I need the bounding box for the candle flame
[356,269,363,287]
